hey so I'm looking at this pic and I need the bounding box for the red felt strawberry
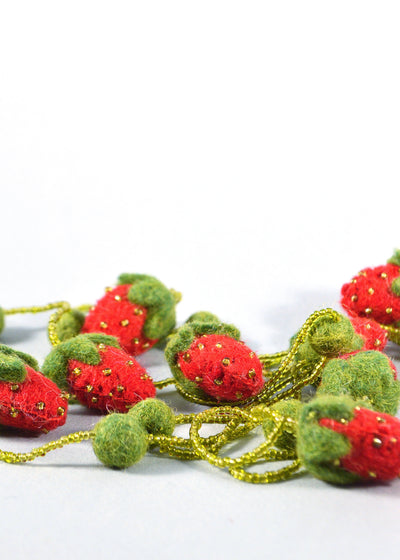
[348,316,388,351]
[77,274,180,356]
[165,313,264,403]
[341,250,400,326]
[319,407,400,481]
[0,345,68,433]
[42,334,156,413]
[297,396,400,484]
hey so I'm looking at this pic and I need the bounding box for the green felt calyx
[387,249,400,267]
[0,308,4,335]
[0,345,39,383]
[390,277,400,297]
[317,350,400,415]
[118,273,179,341]
[42,333,121,390]
[55,309,86,342]
[252,399,302,452]
[93,413,148,469]
[296,395,361,485]
[164,318,241,401]
[129,398,175,436]
[185,311,220,324]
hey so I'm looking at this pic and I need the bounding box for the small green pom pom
[308,314,355,357]
[185,311,220,324]
[388,249,400,267]
[252,400,302,452]
[129,398,175,436]
[93,414,148,469]
[55,309,85,342]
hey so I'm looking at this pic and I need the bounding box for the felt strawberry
[42,334,156,413]
[57,274,180,356]
[165,313,264,403]
[316,350,400,415]
[348,316,388,351]
[297,395,400,483]
[341,250,400,326]
[0,345,68,433]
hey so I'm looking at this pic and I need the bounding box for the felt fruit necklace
[0,266,400,486]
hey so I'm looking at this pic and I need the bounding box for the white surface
[1,2,400,559]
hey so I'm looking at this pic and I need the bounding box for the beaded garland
[0,262,400,486]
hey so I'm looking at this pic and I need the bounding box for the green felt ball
[253,400,302,452]
[185,311,220,324]
[391,277,400,297]
[0,308,4,335]
[317,351,400,415]
[308,314,356,357]
[55,309,86,341]
[129,398,176,436]
[93,413,148,469]
[296,395,360,484]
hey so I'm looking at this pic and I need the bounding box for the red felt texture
[341,264,400,324]
[349,316,388,351]
[319,407,400,481]
[0,366,68,433]
[82,285,157,355]
[177,334,264,401]
[67,344,156,412]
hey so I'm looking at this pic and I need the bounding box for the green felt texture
[185,311,220,324]
[388,249,400,267]
[0,308,4,335]
[165,320,241,401]
[129,398,175,436]
[308,314,356,357]
[297,395,360,484]
[317,351,400,415]
[290,313,361,382]
[93,413,148,469]
[56,309,86,342]
[391,277,400,297]
[0,345,38,382]
[252,400,302,452]
[118,274,177,340]
[42,333,121,390]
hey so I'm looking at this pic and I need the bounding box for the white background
[0,2,400,559]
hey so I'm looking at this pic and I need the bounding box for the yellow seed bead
[195,376,203,383]
[10,408,19,418]
[183,352,191,362]
[235,392,243,399]
[368,288,375,295]
[73,367,81,376]
[105,287,113,292]
[86,385,93,392]
[216,343,223,349]
[374,339,381,347]
[351,295,358,302]
[143,342,150,348]
[222,358,230,366]
[57,407,65,416]
[381,272,388,279]
[127,360,134,366]
[377,416,386,423]
[372,437,382,448]
[214,379,223,386]
[365,308,372,314]
[10,384,19,392]
[103,368,112,376]
[100,321,108,329]
[120,319,129,327]
[365,323,371,330]
[134,308,143,316]
[91,397,98,403]
[114,295,121,301]
[386,307,393,314]
[249,352,255,358]
[36,402,45,411]
[248,368,256,378]
[368,471,377,478]
[133,338,140,345]
[117,385,124,392]
[98,343,106,350]
[197,343,205,350]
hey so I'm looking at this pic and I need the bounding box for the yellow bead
[183,352,191,362]
[86,385,93,392]
[368,471,377,478]
[372,437,382,448]
[143,342,150,348]
[36,402,45,411]
[120,319,129,327]
[73,367,81,376]
[105,287,113,292]
[100,321,108,329]
[10,384,19,392]
[114,295,121,301]
[195,376,203,383]
[214,379,223,386]
[386,307,393,314]
[10,408,19,418]
[368,288,375,295]
[374,339,381,347]
[249,352,255,358]
[222,358,230,366]
[377,416,386,423]
[102,368,112,376]
[248,368,256,378]
[98,343,106,350]
[117,385,124,392]
[197,343,205,350]
[365,308,372,314]
[134,308,143,316]
[216,343,223,349]
[365,323,371,330]
[57,407,65,416]
[381,272,388,279]
[133,338,140,345]
[235,392,243,399]
[126,360,134,366]
[351,295,358,302]
[91,397,98,403]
